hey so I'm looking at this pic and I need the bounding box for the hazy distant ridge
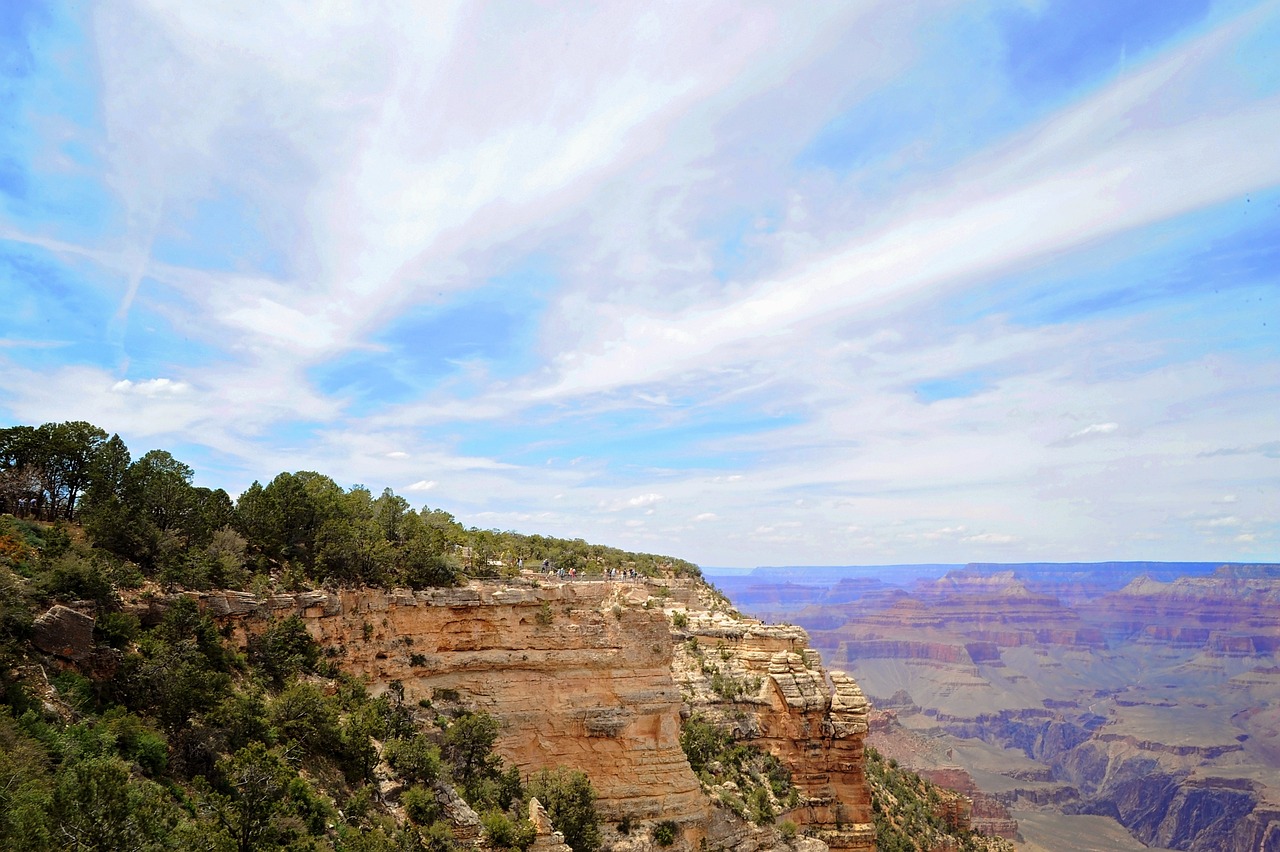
[706,562,1277,587]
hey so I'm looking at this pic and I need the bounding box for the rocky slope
[197,576,877,851]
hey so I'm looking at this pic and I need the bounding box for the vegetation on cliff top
[0,420,675,850]
[0,512,603,850]
[0,420,700,593]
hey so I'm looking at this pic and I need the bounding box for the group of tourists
[534,559,643,581]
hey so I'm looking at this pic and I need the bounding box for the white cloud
[406,480,438,492]
[961,533,1017,545]
[1052,421,1123,447]
[513,16,1280,405]
[1066,422,1119,440]
[693,513,718,522]
[111,378,192,396]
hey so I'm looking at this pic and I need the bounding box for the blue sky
[2,0,1278,566]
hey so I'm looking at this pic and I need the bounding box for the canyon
[718,564,1280,852]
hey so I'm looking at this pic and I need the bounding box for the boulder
[32,604,95,661]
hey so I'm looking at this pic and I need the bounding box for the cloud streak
[0,1,1276,566]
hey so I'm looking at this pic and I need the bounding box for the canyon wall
[201,578,875,851]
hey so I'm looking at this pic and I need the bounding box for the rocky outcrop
[208,582,708,831]
[670,605,874,850]
[31,604,95,661]
[529,798,573,852]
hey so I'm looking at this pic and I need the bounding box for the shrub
[249,615,319,686]
[268,681,341,755]
[95,611,139,649]
[778,819,798,840]
[481,810,535,851]
[652,819,679,846]
[749,786,775,825]
[671,611,688,629]
[422,819,457,852]
[401,786,441,825]
[384,735,443,785]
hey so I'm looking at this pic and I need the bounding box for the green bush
[481,810,535,851]
[749,786,775,824]
[249,615,319,686]
[401,786,440,825]
[652,819,679,846]
[384,735,443,785]
[528,768,600,852]
[421,819,457,852]
[95,611,139,649]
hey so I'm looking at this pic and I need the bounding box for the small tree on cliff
[528,768,601,852]
[443,711,501,799]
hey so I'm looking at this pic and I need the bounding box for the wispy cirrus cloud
[0,1,1277,566]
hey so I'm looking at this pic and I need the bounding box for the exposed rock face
[211,583,707,829]
[200,578,875,851]
[670,605,874,850]
[31,604,95,661]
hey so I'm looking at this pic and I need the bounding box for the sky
[1,0,1278,568]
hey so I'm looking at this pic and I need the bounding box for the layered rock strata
[670,604,875,850]
[199,578,876,851]
[208,582,707,829]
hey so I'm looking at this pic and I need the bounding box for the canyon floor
[711,563,1280,852]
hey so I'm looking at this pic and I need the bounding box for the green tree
[51,755,179,852]
[249,616,319,687]
[269,681,341,756]
[200,742,312,852]
[374,488,411,543]
[442,711,501,793]
[384,734,444,785]
[38,421,107,520]
[528,768,601,852]
[0,713,54,851]
[79,434,143,558]
[399,536,460,588]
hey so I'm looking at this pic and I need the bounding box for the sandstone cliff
[667,594,874,850]
[199,577,876,851]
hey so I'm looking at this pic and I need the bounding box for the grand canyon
[714,563,1280,852]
